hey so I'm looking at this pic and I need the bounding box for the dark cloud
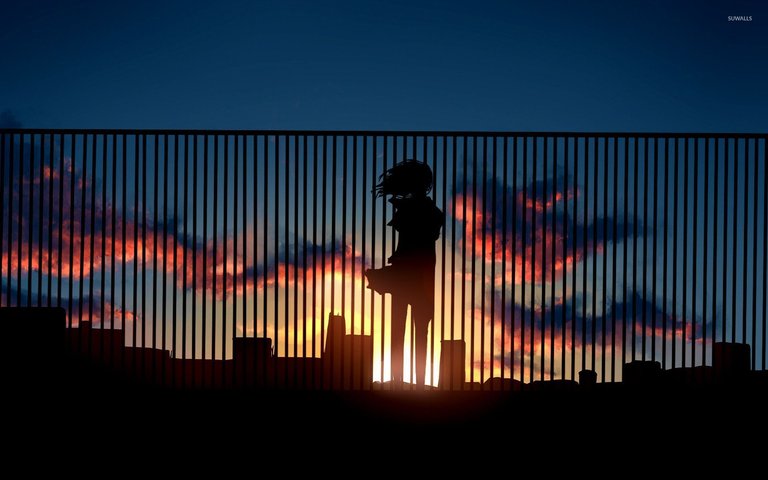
[450,172,643,284]
[2,137,365,302]
[487,289,708,360]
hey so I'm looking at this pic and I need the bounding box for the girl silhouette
[365,160,444,388]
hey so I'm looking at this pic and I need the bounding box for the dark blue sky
[1,0,766,131]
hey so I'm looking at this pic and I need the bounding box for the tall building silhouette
[713,342,751,378]
[439,340,465,390]
[324,314,373,389]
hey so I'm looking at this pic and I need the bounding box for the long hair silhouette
[365,160,444,387]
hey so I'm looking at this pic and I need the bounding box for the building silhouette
[438,339,465,390]
[2,307,766,392]
[324,314,373,390]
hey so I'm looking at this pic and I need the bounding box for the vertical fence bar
[223,135,229,375]
[141,134,148,358]
[293,134,299,386]
[490,136,497,386]
[232,135,238,383]
[702,138,709,365]
[340,135,347,389]
[5,134,14,304]
[39,134,46,307]
[202,135,208,372]
[399,135,405,385]
[183,134,189,378]
[302,135,308,387]
[460,136,467,388]
[320,135,327,389]
[742,138,749,346]
[610,137,617,380]
[282,134,288,385]
[511,135,518,383]
[46,134,53,306]
[121,135,129,352]
[359,135,365,389]
[17,133,24,307]
[263,134,270,384]
[601,137,608,378]
[692,138,699,366]
[662,138,669,368]
[541,136,547,380]
[0,133,5,306]
[530,136,537,383]
[109,135,116,336]
[570,136,577,380]
[27,134,34,307]
[672,137,680,367]
[651,138,658,365]
[168,135,179,379]
[731,139,739,342]
[88,134,96,337]
[470,136,477,388]
[77,135,87,323]
[581,137,588,375]
[250,134,257,375]
[552,137,559,380]
[100,135,107,354]
[712,139,719,347]
[213,135,219,365]
[131,134,139,352]
[6,134,15,305]
[32,133,39,307]
[622,137,629,369]
[152,136,159,358]
[564,136,571,380]
[272,135,288,382]
[501,136,508,386]
[120,135,126,368]
[763,137,767,370]
[722,138,729,343]
[0,134,4,305]
[591,137,598,373]
[448,135,457,389]
[520,136,526,383]
[367,135,375,387]
[351,135,359,389]
[631,137,638,362]
[191,134,198,384]
[88,133,94,346]
[751,138,758,369]
[480,136,487,386]
[642,137,649,362]
[373,135,381,387]
[435,135,442,388]
[682,138,689,367]
[312,135,318,387]
[329,135,336,388]
[59,134,65,308]
[241,134,247,383]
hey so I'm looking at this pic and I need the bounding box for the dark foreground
[3,307,767,469]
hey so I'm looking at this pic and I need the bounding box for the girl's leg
[412,308,431,387]
[390,296,407,386]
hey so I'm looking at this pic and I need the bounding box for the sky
[1,0,767,131]
[1,1,767,386]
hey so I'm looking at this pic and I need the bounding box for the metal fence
[0,130,766,389]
